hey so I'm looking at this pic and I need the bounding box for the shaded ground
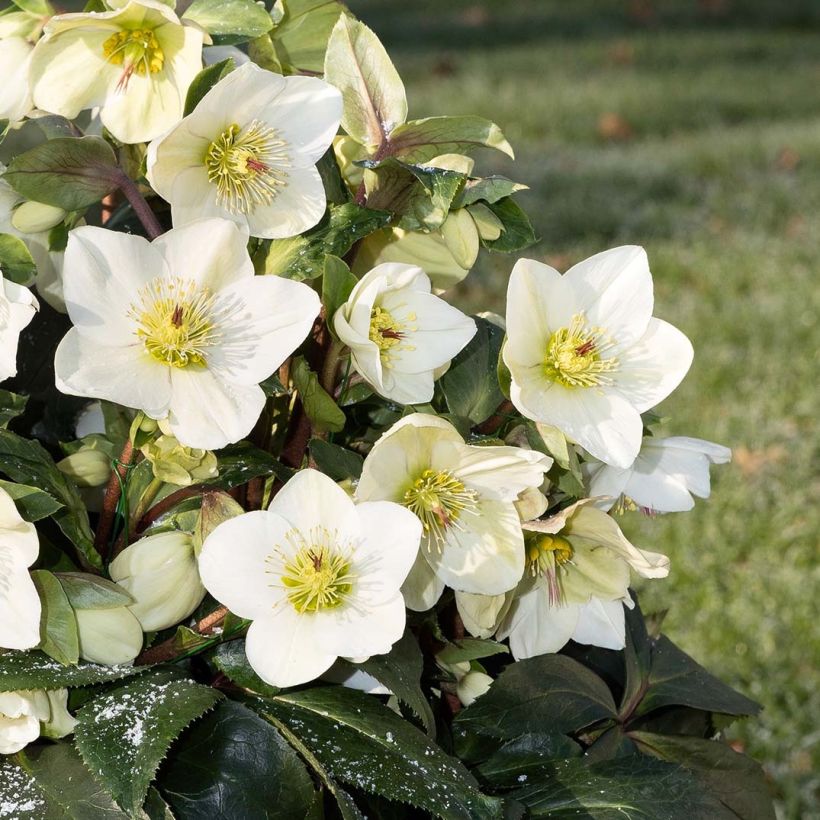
[349,1,820,815]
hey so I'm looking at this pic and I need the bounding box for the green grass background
[349,1,819,814]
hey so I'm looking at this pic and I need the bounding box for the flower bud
[456,671,493,707]
[140,433,217,486]
[75,606,143,665]
[437,659,471,679]
[57,445,111,488]
[514,486,549,522]
[109,531,206,631]
[0,690,50,754]
[11,201,67,234]
[41,689,77,740]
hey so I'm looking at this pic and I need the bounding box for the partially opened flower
[54,219,320,449]
[503,247,694,468]
[497,501,669,658]
[333,263,476,404]
[356,413,552,610]
[198,469,421,687]
[0,270,37,383]
[0,486,41,650]
[0,37,34,123]
[0,688,77,754]
[584,435,731,513]
[29,0,206,144]
[147,61,342,238]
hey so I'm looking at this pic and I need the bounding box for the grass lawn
[350,2,819,814]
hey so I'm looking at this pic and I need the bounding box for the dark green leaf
[480,197,537,253]
[0,387,27,428]
[23,743,130,819]
[316,144,350,205]
[441,317,504,424]
[476,733,582,788]
[31,570,79,665]
[207,440,291,488]
[0,649,146,690]
[0,233,37,284]
[0,428,99,568]
[265,686,501,819]
[389,116,513,163]
[454,655,617,744]
[292,356,346,433]
[183,0,273,39]
[309,438,363,481]
[630,732,776,820]
[183,58,235,116]
[0,758,48,819]
[75,671,223,815]
[0,479,63,521]
[511,756,723,818]
[455,176,529,208]
[321,253,357,328]
[158,700,315,819]
[210,639,280,697]
[3,136,120,211]
[437,638,509,665]
[56,572,135,610]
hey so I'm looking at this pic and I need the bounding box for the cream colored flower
[54,219,320,450]
[29,0,206,144]
[356,413,551,610]
[503,247,693,468]
[333,263,476,404]
[0,37,34,123]
[147,61,342,238]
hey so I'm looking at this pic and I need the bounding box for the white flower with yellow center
[497,501,669,658]
[333,263,476,404]
[356,413,552,611]
[53,218,320,450]
[147,61,342,239]
[584,435,731,514]
[0,37,34,123]
[198,469,422,687]
[0,486,41,650]
[503,247,694,469]
[29,0,206,144]
[0,269,38,383]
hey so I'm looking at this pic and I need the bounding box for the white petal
[245,166,327,239]
[449,443,551,501]
[0,561,41,650]
[269,469,358,538]
[0,490,39,564]
[198,510,292,620]
[455,591,508,638]
[0,38,33,122]
[615,318,693,413]
[146,121,209,200]
[571,598,626,650]
[168,167,228,227]
[166,367,265,449]
[401,550,445,611]
[55,330,172,417]
[499,583,580,659]
[152,219,253,292]
[245,611,336,688]
[319,594,407,659]
[582,459,630,511]
[354,501,422,591]
[208,275,320,386]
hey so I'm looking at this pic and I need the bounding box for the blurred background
[348,1,819,815]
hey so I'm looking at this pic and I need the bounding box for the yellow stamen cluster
[544,313,618,389]
[278,528,355,613]
[527,533,574,606]
[103,28,164,82]
[403,469,478,547]
[130,277,218,369]
[612,494,639,515]
[368,306,416,367]
[205,121,290,215]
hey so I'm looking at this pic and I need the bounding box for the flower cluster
[0,3,763,817]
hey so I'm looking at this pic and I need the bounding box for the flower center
[368,306,417,367]
[403,469,479,547]
[278,529,355,613]
[130,277,219,369]
[526,533,574,606]
[102,28,164,91]
[205,121,290,215]
[543,313,618,388]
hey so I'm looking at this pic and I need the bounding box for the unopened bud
[11,201,66,234]
[0,690,49,754]
[41,689,77,739]
[75,606,143,666]
[57,447,111,488]
[456,671,493,707]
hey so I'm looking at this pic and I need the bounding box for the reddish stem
[94,440,135,560]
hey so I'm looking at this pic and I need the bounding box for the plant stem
[320,338,345,394]
[94,439,135,560]
[476,399,515,435]
[134,483,207,535]
[114,170,163,240]
[135,605,230,666]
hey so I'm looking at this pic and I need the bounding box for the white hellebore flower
[0,487,41,650]
[0,37,34,123]
[497,501,669,659]
[199,469,421,687]
[109,531,206,631]
[503,247,693,468]
[356,414,552,611]
[29,0,206,144]
[147,62,342,238]
[0,689,76,754]
[0,270,37,383]
[584,436,731,513]
[54,219,320,450]
[334,263,476,404]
